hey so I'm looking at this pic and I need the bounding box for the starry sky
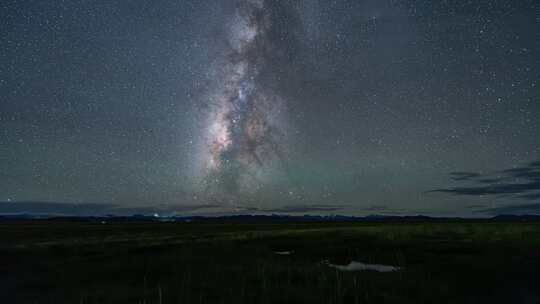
[1,0,539,217]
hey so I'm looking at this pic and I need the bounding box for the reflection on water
[274,250,294,255]
[326,261,400,272]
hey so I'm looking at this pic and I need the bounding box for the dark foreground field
[2,220,540,304]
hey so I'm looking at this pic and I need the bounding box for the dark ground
[1,220,540,303]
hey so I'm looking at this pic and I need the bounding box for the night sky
[1,0,539,217]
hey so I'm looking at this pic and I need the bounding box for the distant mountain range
[1,213,539,222]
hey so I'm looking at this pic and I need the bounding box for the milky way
[194,0,292,204]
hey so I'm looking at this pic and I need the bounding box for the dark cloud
[0,201,220,216]
[0,201,348,216]
[360,205,390,211]
[430,160,540,201]
[465,205,487,209]
[0,202,115,216]
[449,172,482,181]
[257,204,347,213]
[519,192,540,201]
[478,203,540,215]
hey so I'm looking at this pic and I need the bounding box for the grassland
[1,220,540,303]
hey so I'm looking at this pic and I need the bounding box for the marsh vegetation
[2,220,540,303]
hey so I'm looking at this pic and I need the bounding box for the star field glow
[1,0,538,216]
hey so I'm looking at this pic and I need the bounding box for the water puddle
[326,261,400,272]
[274,250,294,255]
